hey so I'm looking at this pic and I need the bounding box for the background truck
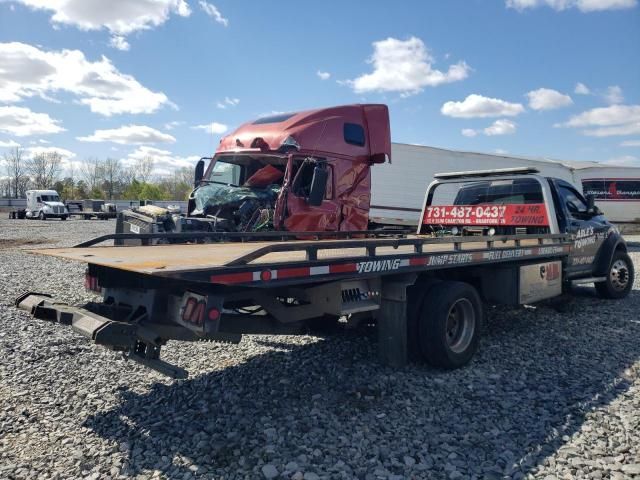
[16,167,634,378]
[65,199,117,220]
[9,190,68,220]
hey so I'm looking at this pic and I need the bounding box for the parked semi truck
[8,190,69,220]
[17,162,634,378]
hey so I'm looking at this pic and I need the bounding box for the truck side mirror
[586,194,600,216]
[194,159,205,186]
[307,166,328,207]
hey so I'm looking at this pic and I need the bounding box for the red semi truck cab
[185,104,392,232]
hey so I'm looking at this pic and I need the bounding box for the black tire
[38,211,46,221]
[595,250,634,299]
[407,278,441,362]
[418,281,482,369]
[60,215,67,221]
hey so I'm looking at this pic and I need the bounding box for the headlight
[487,227,496,236]
[451,226,459,236]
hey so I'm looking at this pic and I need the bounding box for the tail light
[84,270,101,293]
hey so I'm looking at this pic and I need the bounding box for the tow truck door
[551,179,610,277]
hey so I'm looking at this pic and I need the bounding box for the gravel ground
[1,218,639,480]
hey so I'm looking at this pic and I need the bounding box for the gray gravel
[1,217,639,480]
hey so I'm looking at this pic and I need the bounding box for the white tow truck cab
[25,190,68,220]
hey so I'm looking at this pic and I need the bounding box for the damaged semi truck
[116,105,393,243]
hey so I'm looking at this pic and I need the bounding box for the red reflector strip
[210,271,254,284]
[277,267,311,279]
[409,257,427,266]
[329,263,357,273]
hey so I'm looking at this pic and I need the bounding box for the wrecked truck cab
[118,104,392,242]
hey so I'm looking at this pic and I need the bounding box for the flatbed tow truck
[16,163,634,379]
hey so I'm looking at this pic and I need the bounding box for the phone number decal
[423,203,549,226]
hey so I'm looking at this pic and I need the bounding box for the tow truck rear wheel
[595,251,634,299]
[407,278,441,362]
[417,281,482,369]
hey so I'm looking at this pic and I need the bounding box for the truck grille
[53,206,63,214]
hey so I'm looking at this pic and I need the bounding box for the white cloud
[317,70,331,80]
[584,123,640,137]
[0,42,170,116]
[14,0,191,45]
[620,140,640,147]
[0,106,65,137]
[526,88,573,110]
[192,122,228,134]
[495,149,509,155]
[0,139,21,148]
[462,119,517,137]
[77,125,176,144]
[484,119,517,136]
[562,104,640,127]
[109,35,130,51]
[558,104,640,137]
[347,37,470,95]
[574,82,591,95]
[125,145,200,175]
[163,120,184,130]
[441,94,525,118]
[506,0,637,12]
[603,155,640,166]
[603,85,624,105]
[216,97,239,109]
[199,1,228,26]
[25,145,75,162]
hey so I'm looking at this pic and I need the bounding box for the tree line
[1,147,195,201]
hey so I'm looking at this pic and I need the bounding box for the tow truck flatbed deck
[32,234,571,286]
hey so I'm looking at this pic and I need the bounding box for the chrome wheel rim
[610,259,629,291]
[445,298,475,354]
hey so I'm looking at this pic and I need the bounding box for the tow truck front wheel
[38,211,46,221]
[418,281,482,369]
[596,251,634,299]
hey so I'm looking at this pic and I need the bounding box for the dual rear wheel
[408,280,482,369]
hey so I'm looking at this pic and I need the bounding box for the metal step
[571,276,607,286]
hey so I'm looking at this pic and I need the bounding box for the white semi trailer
[370,144,640,227]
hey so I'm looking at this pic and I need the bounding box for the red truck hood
[216,104,391,162]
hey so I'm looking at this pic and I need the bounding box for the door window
[559,186,588,218]
[291,160,332,200]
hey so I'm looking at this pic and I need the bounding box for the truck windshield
[41,195,60,202]
[206,160,243,186]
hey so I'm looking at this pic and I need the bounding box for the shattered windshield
[206,160,242,186]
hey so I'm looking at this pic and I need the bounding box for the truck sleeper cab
[116,105,392,243]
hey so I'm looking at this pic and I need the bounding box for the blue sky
[0,0,639,176]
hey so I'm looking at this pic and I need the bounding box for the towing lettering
[357,259,401,274]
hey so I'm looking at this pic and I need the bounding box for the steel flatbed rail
[32,233,571,287]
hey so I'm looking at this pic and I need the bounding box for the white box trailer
[370,143,640,227]
[572,165,640,224]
